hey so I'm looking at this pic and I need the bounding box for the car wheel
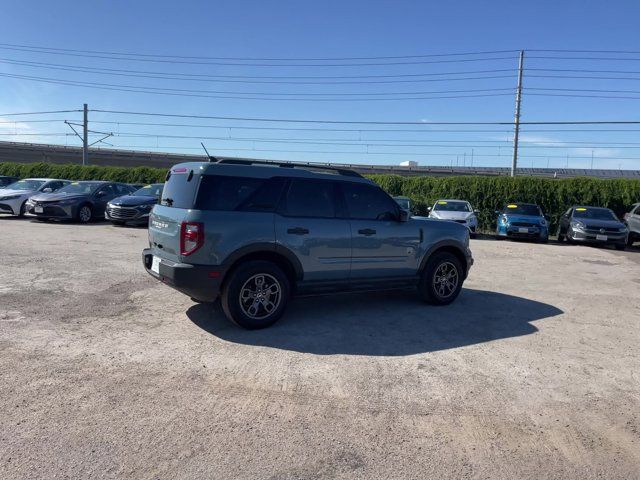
[77,204,92,223]
[419,252,464,305]
[221,260,290,329]
[16,200,28,217]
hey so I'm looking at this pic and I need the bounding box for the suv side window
[97,184,116,197]
[634,205,640,215]
[238,177,286,212]
[195,175,264,211]
[280,179,336,218]
[115,184,131,195]
[341,182,399,221]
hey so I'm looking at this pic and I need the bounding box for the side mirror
[399,209,409,222]
[474,209,480,214]
[96,191,106,198]
[42,188,52,193]
[494,210,500,215]
[426,207,432,212]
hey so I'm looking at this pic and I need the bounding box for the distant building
[400,160,418,167]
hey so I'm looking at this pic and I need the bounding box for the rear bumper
[142,248,222,302]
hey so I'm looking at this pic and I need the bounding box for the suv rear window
[161,172,199,208]
[195,175,265,211]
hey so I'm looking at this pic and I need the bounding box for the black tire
[538,236,549,244]
[418,252,464,305]
[221,260,290,329]
[17,200,27,217]
[76,204,92,223]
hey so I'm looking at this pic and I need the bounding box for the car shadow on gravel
[187,289,563,356]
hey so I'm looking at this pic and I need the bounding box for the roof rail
[215,158,363,178]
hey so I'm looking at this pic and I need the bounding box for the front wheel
[77,204,92,223]
[418,252,464,305]
[221,261,290,329]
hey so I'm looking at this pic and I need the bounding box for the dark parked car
[143,160,473,329]
[557,206,628,250]
[26,181,135,223]
[623,202,640,246]
[105,183,163,226]
[0,176,19,188]
[495,203,549,243]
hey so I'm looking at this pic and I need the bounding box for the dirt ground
[1,218,639,479]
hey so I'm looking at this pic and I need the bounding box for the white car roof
[22,178,68,182]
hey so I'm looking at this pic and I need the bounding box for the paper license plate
[151,256,161,274]
[518,227,529,233]
[34,206,43,213]
[596,234,608,241]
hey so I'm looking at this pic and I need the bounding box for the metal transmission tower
[511,50,524,177]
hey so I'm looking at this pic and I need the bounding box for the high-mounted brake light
[172,167,188,173]
[180,222,204,256]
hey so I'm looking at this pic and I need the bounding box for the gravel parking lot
[1,219,639,479]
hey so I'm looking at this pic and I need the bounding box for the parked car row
[393,196,639,249]
[0,177,163,225]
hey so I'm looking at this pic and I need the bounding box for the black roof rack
[215,158,363,178]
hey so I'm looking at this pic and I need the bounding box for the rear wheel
[77,204,92,223]
[419,252,464,305]
[221,260,290,329]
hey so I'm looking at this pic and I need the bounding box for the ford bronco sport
[143,159,473,329]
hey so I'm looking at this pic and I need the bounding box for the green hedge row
[2,162,638,231]
[370,174,640,231]
[0,162,167,184]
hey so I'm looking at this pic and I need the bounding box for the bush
[2,162,638,232]
[370,174,640,232]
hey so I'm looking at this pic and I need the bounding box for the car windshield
[57,182,102,194]
[573,207,618,221]
[502,204,541,216]
[6,179,45,191]
[133,184,163,197]
[434,201,471,212]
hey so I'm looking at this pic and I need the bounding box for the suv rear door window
[195,175,264,211]
[161,171,200,208]
[341,182,399,221]
[280,179,336,218]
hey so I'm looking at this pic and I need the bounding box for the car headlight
[467,214,477,224]
[137,204,154,211]
[620,226,628,233]
[572,220,586,230]
[0,195,20,201]
[55,199,77,206]
[540,218,547,227]
[501,215,509,224]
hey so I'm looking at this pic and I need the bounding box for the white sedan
[428,199,479,236]
[0,178,70,217]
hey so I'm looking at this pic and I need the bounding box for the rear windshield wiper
[162,197,174,206]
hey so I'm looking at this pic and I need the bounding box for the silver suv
[142,160,473,329]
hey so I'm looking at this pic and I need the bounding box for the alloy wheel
[239,273,282,320]
[432,261,459,299]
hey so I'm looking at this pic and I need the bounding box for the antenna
[201,142,217,162]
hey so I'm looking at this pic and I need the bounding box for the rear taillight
[180,222,204,256]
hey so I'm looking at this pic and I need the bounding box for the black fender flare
[418,239,468,273]
[221,242,304,281]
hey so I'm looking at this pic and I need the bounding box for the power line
[92,109,640,126]
[528,56,640,61]
[0,43,519,61]
[0,58,517,85]
[0,45,517,66]
[0,109,81,117]
[0,73,515,101]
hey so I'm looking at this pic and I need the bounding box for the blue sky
[1,0,640,169]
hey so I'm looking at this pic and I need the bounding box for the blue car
[496,203,549,243]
